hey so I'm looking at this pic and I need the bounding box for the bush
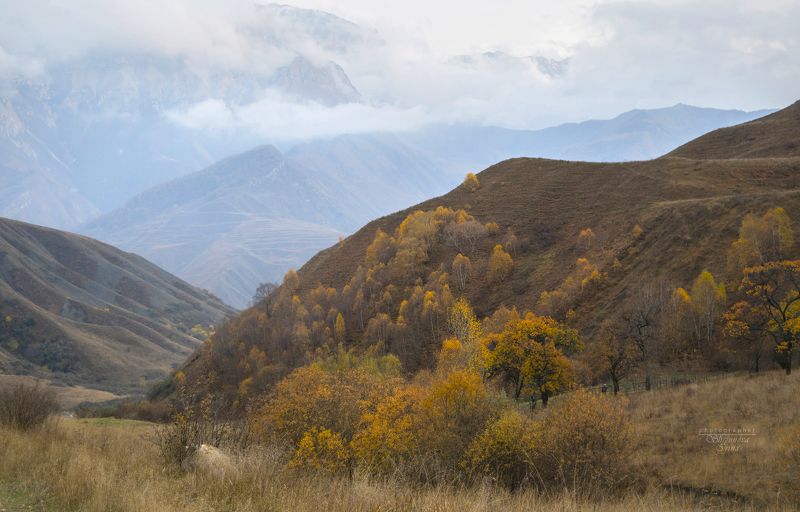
[153,393,249,468]
[535,389,636,494]
[462,410,538,489]
[289,427,351,476]
[0,382,58,430]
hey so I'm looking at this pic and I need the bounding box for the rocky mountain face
[0,216,233,393]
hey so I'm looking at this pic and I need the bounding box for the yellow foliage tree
[487,244,513,283]
[335,312,346,344]
[462,172,480,192]
[452,253,473,291]
[484,312,579,405]
[729,207,794,271]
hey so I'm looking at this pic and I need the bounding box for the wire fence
[584,371,746,396]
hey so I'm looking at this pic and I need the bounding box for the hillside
[0,217,233,393]
[669,100,800,159]
[173,101,800,402]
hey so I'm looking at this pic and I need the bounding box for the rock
[182,444,238,480]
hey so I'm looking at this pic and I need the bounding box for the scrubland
[1,370,798,512]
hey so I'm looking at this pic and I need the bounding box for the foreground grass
[1,372,799,511]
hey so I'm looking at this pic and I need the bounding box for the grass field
[1,372,798,511]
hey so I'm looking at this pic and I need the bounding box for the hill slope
[669,100,800,159]
[174,101,800,401]
[0,217,233,392]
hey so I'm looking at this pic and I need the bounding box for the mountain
[402,104,774,175]
[0,4,370,228]
[83,104,774,308]
[0,217,233,393]
[83,134,448,307]
[669,100,800,159]
[173,101,800,402]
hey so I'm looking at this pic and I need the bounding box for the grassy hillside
[669,100,800,159]
[0,217,233,393]
[2,371,798,511]
[171,100,800,404]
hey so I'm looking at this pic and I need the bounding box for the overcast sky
[0,0,797,134]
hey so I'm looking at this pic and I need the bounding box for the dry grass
[631,370,800,507]
[0,375,119,409]
[2,372,800,511]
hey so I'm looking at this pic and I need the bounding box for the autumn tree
[487,244,514,284]
[740,261,800,374]
[462,172,480,192]
[334,313,346,344]
[577,228,596,251]
[723,301,770,372]
[729,207,794,271]
[484,313,580,406]
[452,253,472,291]
[686,270,727,349]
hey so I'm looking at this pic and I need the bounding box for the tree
[621,285,664,390]
[723,301,770,372]
[593,322,639,394]
[251,281,278,307]
[335,313,346,344]
[577,228,596,251]
[687,270,726,349]
[484,313,579,405]
[740,261,800,374]
[462,172,480,192]
[729,207,794,270]
[487,244,513,284]
[452,253,472,291]
[444,220,487,255]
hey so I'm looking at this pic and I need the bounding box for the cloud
[0,0,797,135]
[167,92,431,141]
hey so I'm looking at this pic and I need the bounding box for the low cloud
[1,0,797,136]
[167,92,431,141]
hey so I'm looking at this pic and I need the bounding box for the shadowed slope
[0,217,233,392]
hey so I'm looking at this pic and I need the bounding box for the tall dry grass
[1,371,798,511]
[630,370,800,507]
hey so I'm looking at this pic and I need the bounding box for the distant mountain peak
[272,55,361,106]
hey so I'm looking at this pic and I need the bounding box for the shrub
[153,393,249,468]
[351,385,426,475]
[0,382,58,430]
[535,389,636,494]
[289,427,351,476]
[462,410,538,489]
[462,172,480,192]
